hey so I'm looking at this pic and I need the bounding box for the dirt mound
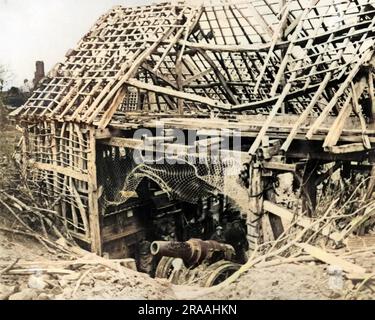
[0,227,176,300]
[203,264,338,300]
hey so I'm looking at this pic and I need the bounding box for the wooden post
[88,127,102,255]
[247,161,263,252]
[279,0,288,114]
[176,39,187,115]
[21,125,30,183]
[50,121,61,217]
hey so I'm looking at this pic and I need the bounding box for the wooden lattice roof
[11,0,375,153]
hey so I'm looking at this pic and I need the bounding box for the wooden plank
[98,85,128,129]
[262,162,297,172]
[254,4,290,94]
[329,143,367,154]
[176,47,184,115]
[95,128,112,140]
[196,48,239,105]
[142,63,177,89]
[248,81,293,156]
[7,268,75,275]
[296,242,367,274]
[32,162,89,182]
[179,40,272,53]
[351,80,371,149]
[70,180,90,237]
[246,2,275,37]
[101,137,143,149]
[17,258,137,271]
[100,136,246,161]
[182,67,213,86]
[263,200,342,242]
[323,83,363,150]
[126,78,231,109]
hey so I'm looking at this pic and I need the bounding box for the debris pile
[0,229,175,300]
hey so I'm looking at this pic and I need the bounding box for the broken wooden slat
[254,4,290,94]
[323,80,367,150]
[126,78,231,109]
[263,200,342,242]
[306,50,374,139]
[296,242,367,274]
[329,143,367,154]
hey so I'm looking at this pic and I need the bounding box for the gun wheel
[155,256,175,279]
[202,260,241,287]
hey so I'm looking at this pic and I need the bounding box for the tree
[0,65,6,92]
[0,65,11,124]
[0,65,12,92]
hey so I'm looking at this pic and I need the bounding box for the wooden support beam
[32,162,89,182]
[248,80,293,156]
[281,71,332,152]
[351,80,371,150]
[283,0,320,37]
[329,143,367,154]
[70,179,90,237]
[99,136,250,165]
[178,40,272,53]
[306,50,374,139]
[126,78,231,109]
[262,161,297,172]
[254,4,290,94]
[95,128,112,140]
[182,67,213,86]
[50,121,60,216]
[196,48,239,105]
[87,128,102,255]
[323,80,367,150]
[142,63,178,89]
[270,4,313,97]
[98,85,128,129]
[247,2,275,38]
[176,49,184,115]
[100,137,143,149]
[368,72,375,123]
[247,162,263,252]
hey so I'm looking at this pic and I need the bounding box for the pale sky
[0,0,150,88]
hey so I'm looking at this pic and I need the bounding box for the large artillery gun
[151,239,240,287]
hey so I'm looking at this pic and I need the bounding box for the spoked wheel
[202,260,241,287]
[155,256,176,279]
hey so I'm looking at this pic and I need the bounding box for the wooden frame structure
[10,0,375,255]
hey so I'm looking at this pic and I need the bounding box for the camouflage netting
[98,147,248,210]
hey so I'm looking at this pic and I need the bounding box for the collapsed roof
[11,0,375,152]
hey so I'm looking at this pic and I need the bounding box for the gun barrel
[151,239,234,265]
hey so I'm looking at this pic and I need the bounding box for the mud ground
[2,225,373,300]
